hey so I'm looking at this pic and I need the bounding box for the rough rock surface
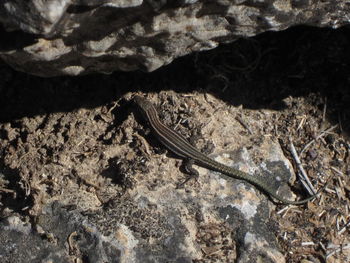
[0,204,123,263]
[0,0,349,76]
[0,143,291,263]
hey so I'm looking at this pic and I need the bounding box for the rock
[0,214,70,263]
[0,0,349,76]
[0,142,293,263]
[0,204,124,263]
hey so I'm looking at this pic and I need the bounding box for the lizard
[134,95,321,205]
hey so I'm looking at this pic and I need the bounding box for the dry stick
[339,220,350,235]
[319,242,327,254]
[322,97,327,123]
[326,243,350,259]
[0,187,15,193]
[289,138,317,195]
[301,241,315,246]
[330,166,345,176]
[276,205,289,215]
[107,97,122,114]
[300,124,338,155]
[338,111,343,132]
[235,115,253,135]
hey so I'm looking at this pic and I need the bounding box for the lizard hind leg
[176,159,199,189]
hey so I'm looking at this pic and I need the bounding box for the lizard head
[134,96,153,111]
[133,95,158,122]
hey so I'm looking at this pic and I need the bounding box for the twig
[107,97,122,114]
[235,115,253,135]
[300,125,338,155]
[289,138,317,195]
[296,115,306,131]
[276,205,290,216]
[319,242,327,253]
[322,97,327,123]
[301,241,315,246]
[0,187,15,193]
[326,243,350,259]
[330,166,345,177]
[338,219,350,235]
[338,111,343,132]
[173,118,183,131]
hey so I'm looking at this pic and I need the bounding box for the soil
[1,25,350,262]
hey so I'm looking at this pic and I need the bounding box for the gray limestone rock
[0,143,294,263]
[0,0,348,76]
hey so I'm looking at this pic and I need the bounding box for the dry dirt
[1,26,350,262]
